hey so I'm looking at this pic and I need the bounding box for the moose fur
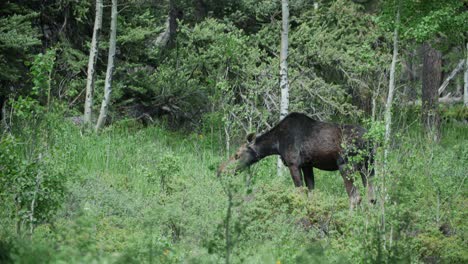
[218,112,376,208]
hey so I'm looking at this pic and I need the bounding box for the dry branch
[438,59,464,96]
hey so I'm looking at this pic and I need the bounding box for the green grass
[1,118,467,263]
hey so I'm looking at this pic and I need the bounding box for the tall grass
[1,117,467,263]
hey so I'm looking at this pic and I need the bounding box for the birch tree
[83,0,103,124]
[95,0,117,131]
[278,0,289,176]
[465,42,468,106]
[384,5,399,162]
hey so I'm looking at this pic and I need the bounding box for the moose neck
[252,129,279,159]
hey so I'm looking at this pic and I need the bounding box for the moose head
[217,133,259,176]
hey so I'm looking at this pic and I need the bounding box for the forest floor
[1,119,467,263]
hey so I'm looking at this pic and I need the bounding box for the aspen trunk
[278,0,290,176]
[464,42,468,106]
[224,190,233,264]
[84,0,103,124]
[95,0,117,131]
[384,7,399,160]
[382,5,399,249]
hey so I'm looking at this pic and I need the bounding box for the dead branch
[438,59,465,96]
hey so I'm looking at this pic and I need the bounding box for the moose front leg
[302,166,315,190]
[288,165,303,187]
[339,164,362,209]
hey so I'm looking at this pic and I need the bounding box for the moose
[218,112,376,209]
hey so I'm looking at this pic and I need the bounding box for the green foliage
[290,0,390,119]
[53,41,88,101]
[0,0,467,263]
[440,104,468,123]
[379,0,468,48]
[0,13,40,50]
[156,153,183,195]
[0,134,66,234]
[403,1,467,45]
[1,49,68,237]
[0,11,40,85]
[1,118,467,263]
[11,49,56,119]
[364,119,385,144]
[29,50,56,98]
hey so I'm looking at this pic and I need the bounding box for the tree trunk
[464,42,468,106]
[224,190,233,264]
[384,6,399,158]
[195,0,207,20]
[29,170,42,238]
[456,75,461,96]
[422,42,441,141]
[95,0,117,131]
[403,50,417,101]
[278,0,289,176]
[381,6,399,247]
[84,0,103,124]
[1,95,8,132]
[168,0,181,45]
[154,0,181,49]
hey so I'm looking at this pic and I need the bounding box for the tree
[84,0,103,124]
[421,42,442,141]
[379,0,466,138]
[95,0,118,131]
[278,0,289,176]
[384,3,400,161]
[153,0,182,49]
[398,0,466,137]
[465,42,468,106]
[0,5,40,124]
[0,10,40,86]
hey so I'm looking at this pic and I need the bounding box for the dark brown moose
[218,112,376,209]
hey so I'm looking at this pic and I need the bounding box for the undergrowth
[0,118,467,263]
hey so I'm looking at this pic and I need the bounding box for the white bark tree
[83,0,103,124]
[278,0,289,176]
[95,0,117,131]
[384,6,399,162]
[382,5,400,247]
[464,42,468,106]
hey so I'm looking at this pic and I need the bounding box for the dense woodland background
[0,0,467,263]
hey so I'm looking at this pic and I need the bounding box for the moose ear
[246,133,256,143]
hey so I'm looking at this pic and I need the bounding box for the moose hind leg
[360,161,376,204]
[302,166,315,191]
[288,165,303,187]
[338,163,362,209]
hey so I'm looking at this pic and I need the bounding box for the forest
[0,0,467,263]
